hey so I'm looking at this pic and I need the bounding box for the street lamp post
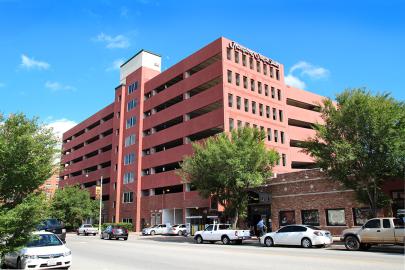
[98,175,103,235]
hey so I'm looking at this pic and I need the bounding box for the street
[66,233,404,270]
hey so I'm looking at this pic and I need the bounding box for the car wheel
[360,243,371,251]
[222,236,231,245]
[107,234,111,240]
[264,237,274,247]
[76,231,79,235]
[344,235,360,251]
[124,237,128,241]
[84,232,88,236]
[195,235,203,244]
[301,238,312,248]
[178,230,183,236]
[150,230,155,236]
[93,233,97,236]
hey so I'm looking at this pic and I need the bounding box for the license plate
[48,259,57,266]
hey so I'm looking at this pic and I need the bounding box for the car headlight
[23,254,38,259]
[64,250,72,256]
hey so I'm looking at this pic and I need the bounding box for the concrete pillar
[184,137,191,144]
[150,168,155,175]
[150,147,155,154]
[184,92,190,100]
[184,114,190,121]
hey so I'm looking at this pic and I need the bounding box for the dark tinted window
[393,218,405,228]
[306,225,321,230]
[219,224,231,230]
[383,219,391,228]
[162,224,166,228]
[364,219,381,229]
[27,234,63,247]
[289,226,307,232]
[205,225,213,231]
[278,226,292,233]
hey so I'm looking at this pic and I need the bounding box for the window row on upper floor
[226,47,280,81]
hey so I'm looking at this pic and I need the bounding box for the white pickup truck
[341,217,405,250]
[194,224,251,245]
[77,224,98,236]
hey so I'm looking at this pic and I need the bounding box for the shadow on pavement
[327,246,404,255]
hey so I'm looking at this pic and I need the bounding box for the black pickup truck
[37,218,66,242]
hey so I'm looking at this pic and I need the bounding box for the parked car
[194,224,251,245]
[260,224,333,248]
[167,224,187,236]
[100,225,128,240]
[37,219,66,243]
[341,217,405,251]
[142,224,170,235]
[77,224,98,236]
[3,231,72,269]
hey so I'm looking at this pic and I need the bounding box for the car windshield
[306,225,321,230]
[45,219,62,227]
[27,234,63,247]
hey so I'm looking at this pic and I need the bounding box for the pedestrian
[257,218,266,237]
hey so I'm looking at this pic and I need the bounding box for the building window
[277,89,282,100]
[280,131,285,144]
[259,103,263,117]
[279,210,295,226]
[249,57,254,69]
[271,87,275,98]
[235,73,240,86]
[124,153,135,165]
[282,154,286,166]
[270,66,274,78]
[128,81,138,94]
[272,108,277,120]
[236,96,241,110]
[244,99,249,112]
[267,128,272,141]
[279,110,283,122]
[253,124,257,129]
[123,192,134,203]
[242,54,247,66]
[301,210,320,226]
[237,120,243,128]
[243,76,248,89]
[266,106,270,118]
[229,118,234,130]
[352,208,373,226]
[124,134,136,147]
[245,122,250,127]
[127,99,137,111]
[263,64,267,75]
[123,218,133,224]
[234,51,239,63]
[250,79,255,91]
[228,93,233,107]
[227,70,232,83]
[274,130,278,143]
[226,48,231,60]
[258,81,262,94]
[123,172,135,184]
[326,209,346,226]
[126,117,136,129]
[251,101,256,114]
[276,69,280,80]
[256,61,261,72]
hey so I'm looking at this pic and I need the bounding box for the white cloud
[45,81,75,91]
[290,61,329,79]
[106,58,125,71]
[285,74,306,89]
[47,119,77,141]
[95,32,130,49]
[21,54,50,70]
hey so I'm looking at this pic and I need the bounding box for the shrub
[101,222,133,231]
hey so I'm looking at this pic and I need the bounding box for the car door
[360,219,382,243]
[273,226,292,245]
[283,226,304,245]
[393,218,405,244]
[201,225,214,240]
[380,219,395,243]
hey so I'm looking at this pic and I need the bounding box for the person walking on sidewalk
[257,218,266,237]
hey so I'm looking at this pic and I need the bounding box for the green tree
[178,127,279,228]
[49,185,98,229]
[0,113,57,256]
[302,89,405,217]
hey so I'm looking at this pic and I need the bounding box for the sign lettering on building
[228,41,280,68]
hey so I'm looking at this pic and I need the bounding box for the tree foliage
[178,127,279,227]
[0,113,57,256]
[302,89,405,216]
[49,185,99,229]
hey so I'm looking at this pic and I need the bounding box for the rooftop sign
[228,41,280,68]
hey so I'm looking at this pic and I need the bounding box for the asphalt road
[66,233,404,270]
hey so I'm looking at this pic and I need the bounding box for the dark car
[37,218,66,242]
[100,225,128,240]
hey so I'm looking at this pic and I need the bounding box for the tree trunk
[232,212,239,229]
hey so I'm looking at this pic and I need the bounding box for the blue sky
[0,0,404,135]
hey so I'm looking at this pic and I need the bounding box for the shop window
[279,210,295,226]
[301,210,320,226]
[326,209,346,226]
[352,208,373,226]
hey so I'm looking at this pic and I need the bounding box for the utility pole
[98,175,103,235]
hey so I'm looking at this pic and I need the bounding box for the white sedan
[260,225,333,248]
[167,224,187,235]
[3,231,72,269]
